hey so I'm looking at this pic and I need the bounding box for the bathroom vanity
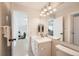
[31,36,52,56]
[31,35,79,56]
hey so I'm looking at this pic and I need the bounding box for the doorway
[11,10,28,56]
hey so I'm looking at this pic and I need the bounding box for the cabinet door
[38,42,51,56]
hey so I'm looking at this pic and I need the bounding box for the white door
[53,16,63,41]
[11,11,28,56]
[73,16,79,46]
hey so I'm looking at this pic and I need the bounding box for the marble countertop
[32,36,52,43]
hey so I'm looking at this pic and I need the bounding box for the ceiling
[16,2,48,11]
[13,2,79,18]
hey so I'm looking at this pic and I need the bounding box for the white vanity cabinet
[37,41,51,56]
[31,37,52,56]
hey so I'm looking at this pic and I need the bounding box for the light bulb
[53,8,56,12]
[41,11,45,14]
[47,12,50,15]
[43,14,46,17]
[44,8,47,12]
[49,11,53,14]
[40,14,43,16]
[48,6,52,10]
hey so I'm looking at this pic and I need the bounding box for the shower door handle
[9,39,16,41]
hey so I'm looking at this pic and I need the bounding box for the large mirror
[48,16,64,41]
[48,19,54,36]
[44,2,79,47]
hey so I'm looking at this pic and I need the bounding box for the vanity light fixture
[40,2,64,17]
[40,2,58,17]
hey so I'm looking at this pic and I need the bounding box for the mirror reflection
[46,3,79,47]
